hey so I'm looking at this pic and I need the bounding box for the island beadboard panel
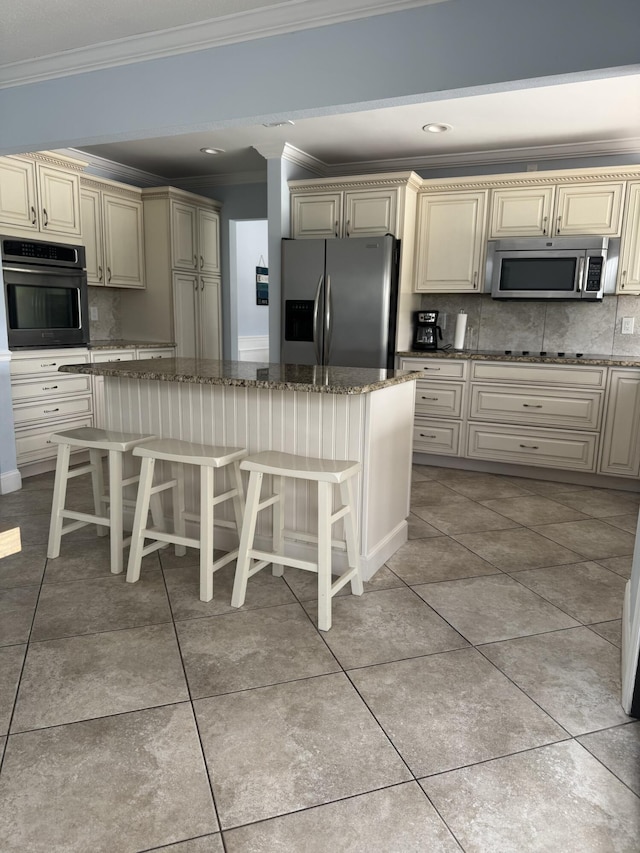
[100,375,416,579]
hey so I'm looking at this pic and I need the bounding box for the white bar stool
[126,438,247,601]
[231,450,364,631]
[47,427,157,574]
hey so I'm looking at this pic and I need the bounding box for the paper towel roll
[454,312,467,350]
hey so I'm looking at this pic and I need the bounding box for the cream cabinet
[0,152,84,239]
[489,182,625,239]
[292,188,399,239]
[399,357,467,456]
[599,368,640,477]
[10,348,92,473]
[173,273,221,360]
[413,191,488,292]
[80,177,145,288]
[171,201,220,274]
[617,182,640,293]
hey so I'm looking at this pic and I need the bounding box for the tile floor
[0,464,639,851]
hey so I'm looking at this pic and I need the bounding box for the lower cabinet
[173,273,221,360]
[467,423,598,471]
[599,368,640,477]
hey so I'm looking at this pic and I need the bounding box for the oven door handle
[2,265,84,277]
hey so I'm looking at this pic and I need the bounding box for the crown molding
[0,0,447,89]
[253,142,326,175]
[176,170,268,189]
[65,148,166,187]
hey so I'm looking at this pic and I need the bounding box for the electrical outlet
[89,306,99,322]
[621,317,635,335]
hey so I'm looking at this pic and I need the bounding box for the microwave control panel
[585,256,604,292]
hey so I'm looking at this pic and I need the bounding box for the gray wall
[235,221,269,339]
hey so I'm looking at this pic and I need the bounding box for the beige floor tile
[414,574,578,644]
[387,536,499,585]
[223,782,460,852]
[511,561,626,624]
[410,481,462,506]
[349,648,565,777]
[481,627,632,735]
[413,497,521,536]
[282,564,402,602]
[480,494,589,525]
[407,513,442,539]
[442,474,535,501]
[596,555,633,579]
[44,538,160,584]
[303,587,468,668]
[492,476,590,497]
[155,836,224,852]
[603,513,639,533]
[589,619,622,647]
[0,587,39,647]
[422,741,640,852]
[578,722,640,796]
[552,488,640,518]
[454,526,581,571]
[194,673,411,828]
[0,546,46,590]
[0,645,26,736]
[532,519,636,560]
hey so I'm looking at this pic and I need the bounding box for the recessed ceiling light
[422,123,452,134]
[200,147,225,155]
[262,120,295,128]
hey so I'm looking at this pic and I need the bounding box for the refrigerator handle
[313,274,324,364]
[324,274,332,364]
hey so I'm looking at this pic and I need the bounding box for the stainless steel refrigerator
[281,235,400,369]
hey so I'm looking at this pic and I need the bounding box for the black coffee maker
[413,311,443,351]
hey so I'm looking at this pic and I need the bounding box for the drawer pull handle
[423,367,441,371]
[420,433,438,439]
[31,206,37,225]
[421,396,439,401]
[42,385,58,390]
[42,208,48,227]
[519,443,539,449]
[522,404,543,408]
[44,408,60,413]
[40,362,57,367]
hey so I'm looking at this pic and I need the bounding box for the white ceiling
[3,0,639,182]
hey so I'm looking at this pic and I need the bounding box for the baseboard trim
[0,468,22,494]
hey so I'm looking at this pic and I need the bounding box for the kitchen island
[59,358,420,579]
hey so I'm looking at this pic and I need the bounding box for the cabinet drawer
[92,350,136,364]
[469,384,602,430]
[467,423,597,471]
[413,418,461,456]
[15,416,94,464]
[415,381,464,418]
[11,350,90,377]
[11,374,91,403]
[471,361,607,388]
[400,358,467,379]
[138,348,175,360]
[13,394,92,427]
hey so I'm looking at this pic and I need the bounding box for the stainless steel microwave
[487,237,609,300]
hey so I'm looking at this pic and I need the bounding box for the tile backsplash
[419,294,640,356]
[88,286,121,340]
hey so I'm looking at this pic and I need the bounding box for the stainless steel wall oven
[2,236,89,349]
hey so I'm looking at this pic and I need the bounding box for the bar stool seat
[47,426,157,574]
[231,450,364,631]
[126,438,247,601]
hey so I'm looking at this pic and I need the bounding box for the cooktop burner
[503,350,583,358]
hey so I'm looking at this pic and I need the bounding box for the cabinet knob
[42,208,49,227]
[31,206,37,225]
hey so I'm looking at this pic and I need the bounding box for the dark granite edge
[397,350,640,368]
[88,340,176,350]
[59,362,422,395]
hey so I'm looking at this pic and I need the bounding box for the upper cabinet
[489,181,625,238]
[171,200,220,275]
[617,182,640,294]
[0,152,84,239]
[414,191,488,293]
[80,176,145,288]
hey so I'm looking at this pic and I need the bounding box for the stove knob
[522,350,529,355]
[558,352,565,357]
[576,353,583,358]
[504,350,512,355]
[540,351,547,356]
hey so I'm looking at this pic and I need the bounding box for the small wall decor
[256,256,269,305]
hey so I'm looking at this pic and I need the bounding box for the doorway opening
[229,219,269,361]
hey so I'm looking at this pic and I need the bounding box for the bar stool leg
[126,456,155,584]
[317,480,333,631]
[230,462,245,542]
[89,449,108,537]
[172,461,187,557]
[199,465,215,601]
[47,442,71,559]
[271,474,284,577]
[108,448,124,574]
[231,471,263,608]
[340,477,363,596]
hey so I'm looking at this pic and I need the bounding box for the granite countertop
[59,358,422,395]
[88,340,176,350]
[397,349,640,368]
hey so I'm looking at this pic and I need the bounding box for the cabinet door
[171,201,198,270]
[618,182,640,293]
[344,189,398,237]
[0,156,38,231]
[291,193,342,238]
[599,369,640,477]
[414,191,487,292]
[198,208,220,274]
[80,188,104,285]
[36,163,81,237]
[554,183,625,236]
[172,273,199,359]
[102,194,145,288]
[489,187,555,237]
[199,276,222,360]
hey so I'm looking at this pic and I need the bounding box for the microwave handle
[577,257,585,292]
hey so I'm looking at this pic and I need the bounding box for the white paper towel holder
[454,311,468,350]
